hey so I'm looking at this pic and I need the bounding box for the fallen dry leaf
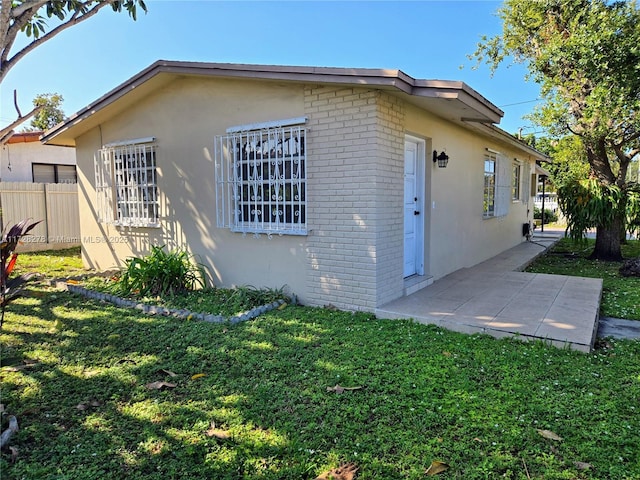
[442,351,452,357]
[205,422,231,440]
[160,369,178,377]
[277,302,288,310]
[146,381,177,390]
[115,358,137,365]
[315,462,359,480]
[574,461,592,470]
[76,403,88,411]
[425,460,449,476]
[2,362,39,372]
[66,279,80,285]
[191,373,206,380]
[326,385,363,394]
[537,429,563,441]
[10,446,18,464]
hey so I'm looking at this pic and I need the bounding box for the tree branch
[0,1,110,83]
[0,104,44,145]
[9,0,50,19]
[13,89,21,117]
[0,416,18,449]
[0,1,43,66]
[0,0,13,50]
[621,131,640,146]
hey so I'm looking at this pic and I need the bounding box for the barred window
[95,138,159,227]
[215,119,307,236]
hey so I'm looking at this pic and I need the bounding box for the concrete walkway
[376,233,603,352]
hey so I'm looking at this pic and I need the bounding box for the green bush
[533,206,558,224]
[116,245,205,297]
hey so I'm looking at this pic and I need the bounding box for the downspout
[541,176,546,233]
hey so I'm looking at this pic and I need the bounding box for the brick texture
[305,86,405,310]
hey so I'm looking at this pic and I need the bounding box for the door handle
[414,211,420,215]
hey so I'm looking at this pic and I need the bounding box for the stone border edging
[62,283,286,324]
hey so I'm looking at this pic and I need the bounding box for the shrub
[534,206,558,224]
[116,245,205,297]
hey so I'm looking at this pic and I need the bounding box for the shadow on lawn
[2,289,640,479]
[2,292,406,478]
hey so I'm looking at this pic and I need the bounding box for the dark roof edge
[464,120,550,160]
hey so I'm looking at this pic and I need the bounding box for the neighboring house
[1,131,77,183]
[42,61,548,312]
[0,131,80,252]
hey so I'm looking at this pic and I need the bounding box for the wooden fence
[0,182,80,252]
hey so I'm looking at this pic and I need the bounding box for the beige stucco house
[42,60,546,311]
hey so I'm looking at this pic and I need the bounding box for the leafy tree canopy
[25,92,65,131]
[473,0,640,259]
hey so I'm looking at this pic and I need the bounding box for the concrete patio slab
[376,234,603,352]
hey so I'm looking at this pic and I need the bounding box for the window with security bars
[95,140,159,227]
[215,122,307,235]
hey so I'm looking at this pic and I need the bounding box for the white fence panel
[0,182,80,250]
[45,183,80,242]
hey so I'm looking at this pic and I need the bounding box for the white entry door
[404,137,424,277]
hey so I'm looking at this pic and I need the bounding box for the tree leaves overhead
[473,0,640,182]
[0,1,148,83]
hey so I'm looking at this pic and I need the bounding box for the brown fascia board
[465,120,549,161]
[42,60,504,144]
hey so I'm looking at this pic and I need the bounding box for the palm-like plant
[1,219,41,328]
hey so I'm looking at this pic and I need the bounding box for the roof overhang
[6,131,43,144]
[535,164,552,176]
[42,60,505,147]
[461,119,550,162]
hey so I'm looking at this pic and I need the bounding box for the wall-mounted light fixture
[433,150,449,168]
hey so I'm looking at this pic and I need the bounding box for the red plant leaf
[6,254,18,275]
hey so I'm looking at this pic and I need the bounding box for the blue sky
[1,0,541,135]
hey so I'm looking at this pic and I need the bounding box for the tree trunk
[590,216,624,261]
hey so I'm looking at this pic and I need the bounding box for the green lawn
[1,250,640,479]
[526,238,640,320]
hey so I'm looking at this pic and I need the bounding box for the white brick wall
[305,87,405,310]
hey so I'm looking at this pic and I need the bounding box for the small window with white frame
[484,149,510,218]
[483,152,496,217]
[215,118,307,236]
[512,161,521,201]
[94,137,159,227]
